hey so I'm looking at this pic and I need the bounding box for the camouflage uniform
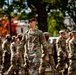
[24,29,49,75]
[6,36,24,75]
[0,37,3,73]
[56,30,67,75]
[42,32,57,75]
[16,34,25,63]
[68,31,76,75]
[66,32,73,54]
[2,34,11,73]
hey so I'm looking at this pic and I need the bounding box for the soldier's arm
[68,41,74,58]
[39,32,49,54]
[56,38,61,50]
[2,41,7,56]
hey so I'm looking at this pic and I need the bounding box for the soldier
[0,37,3,74]
[23,18,49,75]
[66,32,73,53]
[66,32,73,75]
[56,30,67,75]
[5,36,24,75]
[43,32,58,75]
[16,33,25,63]
[68,30,76,75]
[2,34,11,73]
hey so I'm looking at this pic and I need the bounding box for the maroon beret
[28,18,36,23]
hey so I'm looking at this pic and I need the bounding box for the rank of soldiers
[0,18,76,75]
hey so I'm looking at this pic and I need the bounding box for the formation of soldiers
[56,30,76,75]
[0,17,76,75]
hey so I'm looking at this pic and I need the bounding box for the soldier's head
[72,30,76,38]
[5,34,11,41]
[17,33,22,40]
[43,32,50,41]
[12,36,16,42]
[28,18,36,28]
[68,32,73,38]
[59,30,65,38]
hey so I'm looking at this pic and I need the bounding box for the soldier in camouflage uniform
[0,37,3,74]
[2,34,11,73]
[66,32,73,54]
[42,32,58,75]
[16,33,25,64]
[66,32,73,70]
[6,36,24,75]
[56,30,67,75]
[68,30,76,75]
[23,18,49,75]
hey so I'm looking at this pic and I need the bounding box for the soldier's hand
[21,64,25,68]
[24,63,27,68]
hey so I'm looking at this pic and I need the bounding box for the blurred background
[0,0,76,37]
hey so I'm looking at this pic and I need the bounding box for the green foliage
[27,12,36,19]
[0,0,5,8]
[48,11,66,36]
[19,11,27,20]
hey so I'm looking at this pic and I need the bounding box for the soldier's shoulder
[36,29,43,36]
[69,38,74,45]
[66,38,70,43]
[11,42,16,46]
[2,40,7,44]
[37,29,42,33]
[56,36,61,43]
[23,30,29,36]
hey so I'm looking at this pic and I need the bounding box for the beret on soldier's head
[28,18,36,23]
[59,30,65,34]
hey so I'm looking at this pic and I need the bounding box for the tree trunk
[37,4,48,32]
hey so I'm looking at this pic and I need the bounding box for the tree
[48,11,66,36]
[27,0,69,32]
[67,0,76,30]
[0,0,27,35]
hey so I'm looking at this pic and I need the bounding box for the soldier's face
[61,33,65,38]
[30,21,36,28]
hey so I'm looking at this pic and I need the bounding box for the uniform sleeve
[2,41,7,57]
[68,41,74,58]
[39,32,49,54]
[22,30,28,43]
[56,37,61,50]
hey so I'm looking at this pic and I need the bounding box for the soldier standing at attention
[2,34,11,74]
[56,30,67,75]
[23,18,49,75]
[68,30,76,75]
[0,37,3,74]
